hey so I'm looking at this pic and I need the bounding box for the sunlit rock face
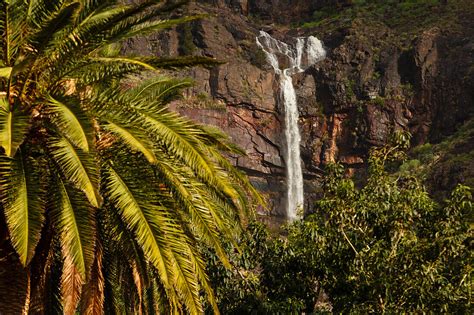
[127,0,474,217]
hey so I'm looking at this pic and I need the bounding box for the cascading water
[256,31,326,221]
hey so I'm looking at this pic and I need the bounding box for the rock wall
[128,1,474,217]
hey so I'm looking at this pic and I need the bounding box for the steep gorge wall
[127,0,474,216]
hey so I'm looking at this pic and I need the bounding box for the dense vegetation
[400,119,474,199]
[303,0,470,35]
[0,1,260,314]
[206,134,472,313]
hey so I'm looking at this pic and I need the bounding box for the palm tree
[0,1,261,314]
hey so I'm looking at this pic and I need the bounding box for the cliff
[126,0,474,216]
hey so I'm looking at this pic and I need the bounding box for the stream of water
[256,31,326,220]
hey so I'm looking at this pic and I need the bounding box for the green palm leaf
[103,122,157,164]
[0,151,45,265]
[0,98,29,157]
[68,59,152,85]
[128,76,193,104]
[27,1,79,55]
[45,95,91,152]
[51,178,95,279]
[90,57,157,71]
[48,136,100,208]
[152,157,232,269]
[143,55,222,70]
[156,209,220,315]
[169,248,202,315]
[112,15,206,42]
[0,66,12,78]
[103,165,171,289]
[136,109,239,198]
[1,1,27,66]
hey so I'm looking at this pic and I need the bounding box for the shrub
[207,140,472,313]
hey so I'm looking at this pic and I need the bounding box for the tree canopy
[205,136,472,313]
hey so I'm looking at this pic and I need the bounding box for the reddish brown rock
[128,0,474,216]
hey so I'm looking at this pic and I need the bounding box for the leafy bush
[207,140,473,313]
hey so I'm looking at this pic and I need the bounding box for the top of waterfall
[256,30,326,74]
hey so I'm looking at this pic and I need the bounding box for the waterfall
[256,31,326,221]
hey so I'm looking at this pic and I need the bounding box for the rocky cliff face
[128,0,474,217]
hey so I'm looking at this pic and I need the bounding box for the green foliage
[178,22,197,55]
[398,158,421,174]
[400,119,474,197]
[345,79,357,101]
[370,96,385,107]
[207,141,472,313]
[251,47,268,68]
[302,0,469,37]
[303,158,472,312]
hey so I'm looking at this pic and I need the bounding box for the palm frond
[25,0,66,28]
[64,58,145,86]
[80,241,104,315]
[48,136,101,208]
[45,95,92,152]
[61,252,83,315]
[90,56,157,71]
[103,122,157,164]
[151,156,232,268]
[0,151,45,265]
[40,1,160,71]
[50,177,95,279]
[100,204,155,314]
[197,125,247,155]
[112,15,206,42]
[0,98,29,157]
[128,76,193,105]
[135,108,239,199]
[143,55,222,70]
[102,165,171,289]
[169,248,202,315]
[1,1,28,66]
[0,66,12,78]
[27,1,79,55]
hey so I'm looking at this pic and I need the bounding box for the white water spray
[256,31,326,221]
